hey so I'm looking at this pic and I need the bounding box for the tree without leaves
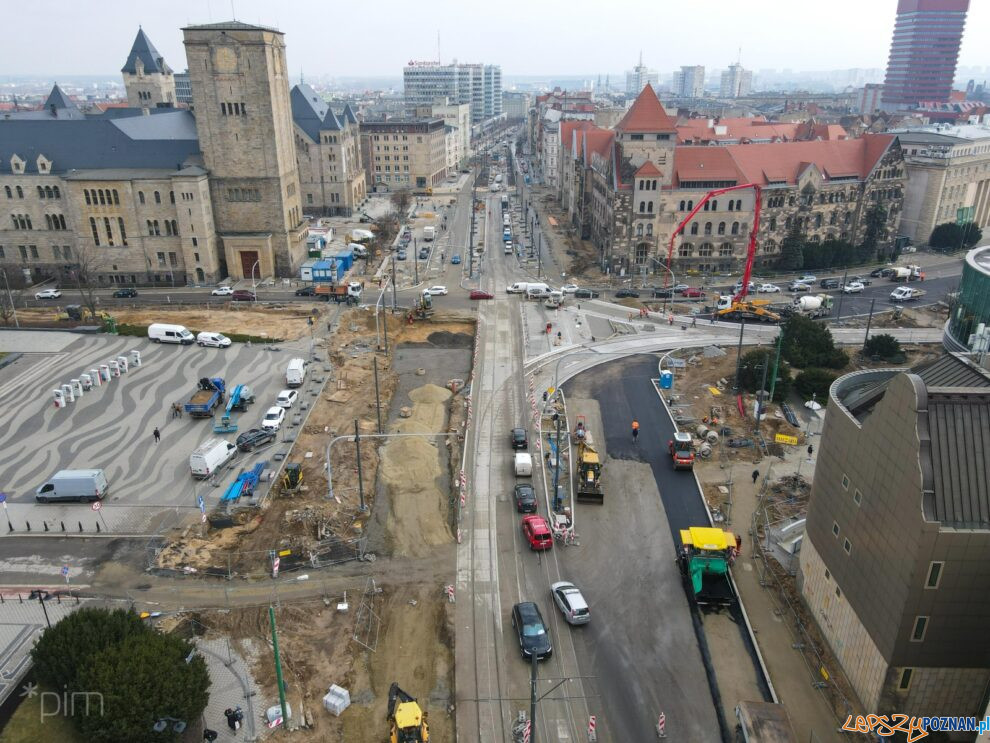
[69,242,108,320]
[390,189,412,217]
[0,268,25,326]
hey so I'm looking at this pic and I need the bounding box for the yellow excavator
[388,682,429,742]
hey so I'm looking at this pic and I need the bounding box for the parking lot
[0,332,311,536]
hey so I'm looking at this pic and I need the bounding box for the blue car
[396,251,407,261]
[451,254,461,264]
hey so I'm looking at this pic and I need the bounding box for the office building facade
[673,66,706,98]
[719,64,752,99]
[403,62,502,125]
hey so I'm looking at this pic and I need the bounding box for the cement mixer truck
[792,293,833,319]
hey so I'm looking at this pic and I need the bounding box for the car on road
[112,288,138,298]
[469,289,493,300]
[788,281,812,292]
[196,331,231,348]
[396,251,407,261]
[614,288,640,298]
[511,602,552,660]
[451,255,461,264]
[672,284,690,293]
[511,427,528,450]
[34,288,61,299]
[682,287,706,298]
[231,289,257,302]
[211,286,234,296]
[295,286,317,297]
[402,230,412,239]
[561,284,579,294]
[848,275,873,286]
[571,288,599,299]
[797,274,817,284]
[733,281,756,294]
[260,406,285,431]
[514,484,537,513]
[426,286,448,296]
[275,389,299,408]
[550,581,591,625]
[418,249,430,259]
[842,281,866,294]
[819,278,840,290]
[236,428,276,452]
[757,283,781,293]
[521,514,553,551]
[651,288,673,298]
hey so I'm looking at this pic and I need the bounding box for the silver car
[550,581,591,625]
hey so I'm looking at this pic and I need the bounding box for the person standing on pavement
[153,427,161,444]
[631,419,640,443]
[752,468,759,485]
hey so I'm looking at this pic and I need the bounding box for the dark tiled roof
[912,353,990,389]
[121,29,170,75]
[44,85,77,111]
[341,103,358,125]
[323,109,343,131]
[290,84,328,140]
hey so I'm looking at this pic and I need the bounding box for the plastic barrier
[80,374,93,391]
[89,368,102,386]
[70,379,83,398]
[130,349,142,367]
[99,365,110,382]
[108,360,120,378]
[61,383,75,403]
[53,389,65,408]
[117,356,129,374]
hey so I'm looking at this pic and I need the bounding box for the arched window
[53,186,60,198]
[635,243,649,264]
[169,191,175,204]
[646,224,653,236]
[704,222,712,235]
[164,221,172,237]
[112,190,119,205]
[153,220,160,236]
[830,212,838,225]
[636,224,644,237]
[768,218,776,231]
[698,242,713,257]
[98,190,106,205]
[735,199,741,211]
[719,242,733,256]
[118,218,127,245]
[4,186,11,199]
[711,200,718,211]
[37,186,45,198]
[647,202,653,213]
[717,222,726,235]
[814,214,823,228]
[690,222,699,235]
[154,191,161,204]
[171,220,178,236]
[844,212,851,225]
[45,214,52,230]
[687,201,693,210]
[639,201,645,212]
[147,220,154,235]
[703,202,710,211]
[90,217,100,246]
[728,201,734,211]
[679,200,686,211]
[46,186,54,198]
[678,242,694,258]
[138,191,145,205]
[731,221,740,235]
[15,186,23,198]
[104,217,114,245]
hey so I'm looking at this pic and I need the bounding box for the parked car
[426,286,448,296]
[236,428,276,452]
[295,286,317,297]
[511,602,552,660]
[211,286,234,296]
[231,290,257,302]
[819,278,840,289]
[842,281,866,294]
[260,406,285,431]
[521,514,553,551]
[550,581,591,625]
[470,289,494,300]
[275,389,299,408]
[682,288,705,298]
[451,254,462,264]
[651,288,673,299]
[196,332,231,348]
[733,281,756,294]
[797,274,817,284]
[672,284,690,293]
[418,249,430,260]
[848,275,873,286]
[614,289,640,298]
[112,288,138,298]
[34,288,61,299]
[396,251,407,261]
[561,284,579,294]
[574,289,600,299]
[757,283,781,293]
[514,484,537,513]
[511,427,528,450]
[788,281,812,292]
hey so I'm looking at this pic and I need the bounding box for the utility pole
[530,652,538,743]
[382,307,389,356]
[413,238,419,285]
[552,414,562,511]
[373,358,383,434]
[767,329,785,404]
[354,419,366,512]
[834,268,849,322]
[863,297,876,350]
[469,183,476,280]
[755,352,770,434]
[390,254,397,311]
[269,607,290,729]
[732,317,747,392]
[35,591,51,629]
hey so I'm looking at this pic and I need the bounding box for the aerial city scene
[0,0,989,740]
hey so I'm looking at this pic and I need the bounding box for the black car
[112,287,138,298]
[651,288,673,298]
[819,278,840,289]
[514,484,537,513]
[295,286,317,297]
[418,249,429,259]
[614,289,640,298]
[511,602,552,660]
[573,289,600,299]
[511,427,528,450]
[236,428,276,452]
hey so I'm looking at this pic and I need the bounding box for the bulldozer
[388,683,429,742]
[575,440,603,505]
[714,296,782,323]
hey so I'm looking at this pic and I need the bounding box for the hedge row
[115,323,282,344]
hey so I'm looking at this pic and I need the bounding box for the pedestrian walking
[668,314,674,326]
[710,314,716,325]
[631,419,639,443]
[692,315,697,328]
[153,427,161,444]
[807,444,814,458]
[751,468,759,485]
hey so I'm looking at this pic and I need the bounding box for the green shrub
[795,368,838,400]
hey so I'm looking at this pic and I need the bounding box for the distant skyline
[0,0,986,80]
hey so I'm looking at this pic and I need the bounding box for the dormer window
[10,155,24,174]
[36,155,51,173]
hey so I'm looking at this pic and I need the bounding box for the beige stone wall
[296,122,366,216]
[123,68,176,108]
[362,125,448,192]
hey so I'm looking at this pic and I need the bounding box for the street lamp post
[648,256,676,313]
[250,260,260,302]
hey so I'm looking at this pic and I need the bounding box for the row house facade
[558,86,905,275]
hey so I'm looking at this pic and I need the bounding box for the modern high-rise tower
[881,0,970,110]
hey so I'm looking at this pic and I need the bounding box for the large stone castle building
[0,21,362,287]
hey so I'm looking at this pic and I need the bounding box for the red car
[231,289,257,302]
[681,288,705,298]
[470,289,494,300]
[521,515,553,551]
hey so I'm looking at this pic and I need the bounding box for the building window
[832,522,840,537]
[138,191,145,205]
[29,245,38,259]
[679,200,686,211]
[16,186,23,198]
[717,222,726,235]
[853,489,862,506]
[898,668,913,691]
[704,222,712,235]
[843,538,851,554]
[104,217,114,246]
[169,191,175,204]
[192,237,198,247]
[169,252,178,267]
[910,616,928,642]
[678,243,694,258]
[112,189,120,205]
[90,217,100,246]
[698,243,713,257]
[3,186,10,199]
[154,191,161,204]
[118,218,127,245]
[731,222,740,235]
[156,252,166,267]
[719,242,732,256]
[841,474,849,490]
[690,223,699,235]
[925,562,943,589]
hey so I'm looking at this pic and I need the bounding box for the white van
[36,469,109,503]
[514,452,533,477]
[348,242,369,258]
[148,323,195,345]
[506,282,529,294]
[525,283,551,299]
[285,358,307,387]
[197,331,232,348]
[189,438,238,478]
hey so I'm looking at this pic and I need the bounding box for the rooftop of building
[121,28,170,75]
[181,20,282,33]
[889,123,990,143]
[676,117,848,145]
[966,244,990,275]
[615,85,676,133]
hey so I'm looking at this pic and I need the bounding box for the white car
[426,286,448,296]
[550,581,591,625]
[275,389,298,408]
[260,406,285,431]
[561,284,579,294]
[797,274,817,284]
[842,281,866,294]
[757,283,781,293]
[35,288,62,299]
[211,286,234,296]
[196,332,231,348]
[789,282,812,292]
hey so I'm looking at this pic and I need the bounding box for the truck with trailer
[714,296,783,323]
[185,377,226,418]
[890,286,926,302]
[315,280,364,304]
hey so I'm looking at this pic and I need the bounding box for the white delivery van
[514,452,533,477]
[525,283,551,299]
[35,469,109,503]
[189,438,238,478]
[148,323,195,345]
[348,242,368,257]
[423,226,436,242]
[506,282,529,294]
[196,331,232,348]
[285,358,307,387]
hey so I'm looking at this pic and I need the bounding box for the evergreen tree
[778,222,805,270]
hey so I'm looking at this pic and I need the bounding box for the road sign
[278,549,292,557]
[775,433,799,446]
[91,500,102,511]
[201,513,207,523]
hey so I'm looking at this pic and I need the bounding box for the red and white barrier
[588,715,597,741]
[657,712,666,738]
[445,584,455,603]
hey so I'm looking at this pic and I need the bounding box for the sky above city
[2,0,987,80]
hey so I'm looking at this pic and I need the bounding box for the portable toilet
[660,370,674,390]
[70,379,84,397]
[117,356,129,373]
[130,349,142,367]
[61,383,75,403]
[99,364,110,382]
[90,368,103,386]
[108,360,120,378]
[80,373,94,391]
[53,389,66,408]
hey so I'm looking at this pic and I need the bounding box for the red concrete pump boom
[665,183,763,303]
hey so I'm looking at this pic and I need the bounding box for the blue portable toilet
[660,370,674,389]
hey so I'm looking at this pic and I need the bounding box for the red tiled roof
[616,85,676,133]
[672,147,745,186]
[582,129,614,165]
[560,120,596,157]
[635,161,663,177]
